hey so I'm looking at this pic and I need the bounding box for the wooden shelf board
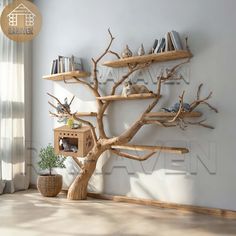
[112,144,189,154]
[43,71,90,81]
[103,50,192,68]
[97,93,158,101]
[145,111,202,118]
[75,112,97,117]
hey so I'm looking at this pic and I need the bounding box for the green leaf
[38,144,66,175]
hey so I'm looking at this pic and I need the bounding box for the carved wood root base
[67,182,88,200]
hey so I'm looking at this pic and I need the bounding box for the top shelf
[103,50,192,68]
[43,71,90,81]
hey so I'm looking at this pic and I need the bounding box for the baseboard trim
[87,192,236,219]
[29,184,236,219]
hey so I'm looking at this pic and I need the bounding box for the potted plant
[37,144,66,197]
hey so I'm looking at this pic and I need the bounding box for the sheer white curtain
[0,0,30,194]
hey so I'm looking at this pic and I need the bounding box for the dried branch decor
[47,30,217,200]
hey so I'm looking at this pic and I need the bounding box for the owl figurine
[121,45,132,58]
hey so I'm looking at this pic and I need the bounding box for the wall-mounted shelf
[96,93,158,101]
[145,111,202,118]
[112,144,189,154]
[43,71,90,81]
[103,50,192,68]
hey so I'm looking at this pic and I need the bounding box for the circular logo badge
[0,0,42,42]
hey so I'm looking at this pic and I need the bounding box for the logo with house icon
[0,0,41,42]
[8,3,36,27]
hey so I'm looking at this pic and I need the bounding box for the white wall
[32,0,236,210]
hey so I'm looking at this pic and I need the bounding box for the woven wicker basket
[37,174,62,197]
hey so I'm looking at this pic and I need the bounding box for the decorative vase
[121,45,132,58]
[37,174,62,197]
[138,44,145,56]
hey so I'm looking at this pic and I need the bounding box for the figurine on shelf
[121,45,132,58]
[67,118,82,129]
[185,36,190,52]
[121,81,152,97]
[162,102,191,113]
[56,97,71,114]
[138,44,145,56]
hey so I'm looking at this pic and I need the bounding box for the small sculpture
[56,97,71,114]
[138,44,145,56]
[121,45,132,58]
[122,81,152,97]
[185,36,190,52]
[67,118,82,129]
[162,102,191,113]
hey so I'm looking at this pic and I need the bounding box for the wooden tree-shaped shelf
[103,50,192,68]
[46,30,218,201]
[43,70,90,81]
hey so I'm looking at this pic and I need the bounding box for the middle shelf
[96,93,158,101]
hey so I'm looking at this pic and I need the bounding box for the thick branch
[72,157,84,169]
[111,149,156,161]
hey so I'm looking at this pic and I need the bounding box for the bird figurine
[138,44,145,56]
[121,45,132,58]
[56,97,71,114]
[162,102,191,113]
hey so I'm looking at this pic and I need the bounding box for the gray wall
[32,0,236,210]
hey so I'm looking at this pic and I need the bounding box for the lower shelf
[111,144,189,154]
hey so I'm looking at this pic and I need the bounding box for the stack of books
[51,55,83,74]
[151,30,184,54]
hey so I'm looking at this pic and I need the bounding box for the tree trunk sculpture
[48,30,218,200]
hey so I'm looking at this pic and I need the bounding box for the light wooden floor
[0,190,235,236]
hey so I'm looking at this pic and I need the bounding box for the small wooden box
[54,125,94,157]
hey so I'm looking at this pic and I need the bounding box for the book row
[51,55,83,74]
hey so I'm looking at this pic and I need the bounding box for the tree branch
[108,50,121,59]
[183,119,215,129]
[111,149,156,161]
[72,157,84,169]
[64,77,102,99]
[92,28,115,90]
[190,83,218,113]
